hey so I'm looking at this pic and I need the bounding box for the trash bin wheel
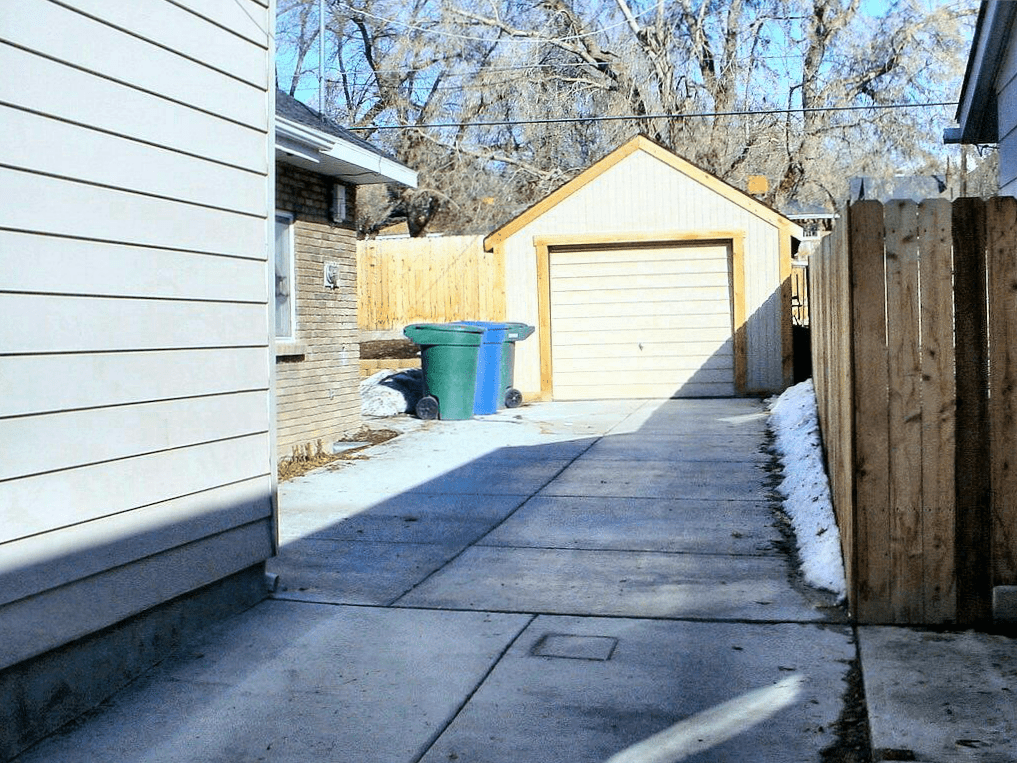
[504,388,523,409]
[415,395,440,420]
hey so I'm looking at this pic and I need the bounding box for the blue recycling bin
[467,322,508,415]
[455,321,534,410]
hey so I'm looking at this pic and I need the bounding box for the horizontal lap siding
[0,0,273,670]
[502,149,784,397]
[1,44,265,171]
[996,35,1017,194]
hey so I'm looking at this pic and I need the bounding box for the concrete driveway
[15,398,855,763]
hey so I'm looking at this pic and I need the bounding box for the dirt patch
[821,654,873,762]
[760,432,848,621]
[360,339,420,360]
[761,426,870,762]
[278,428,400,482]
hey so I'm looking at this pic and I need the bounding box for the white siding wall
[502,149,785,396]
[996,32,1017,194]
[0,0,275,670]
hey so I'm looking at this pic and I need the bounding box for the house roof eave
[274,114,418,187]
[947,1,1015,145]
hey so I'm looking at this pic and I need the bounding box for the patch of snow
[360,368,422,417]
[767,379,847,602]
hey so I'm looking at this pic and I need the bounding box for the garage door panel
[549,301,732,321]
[554,374,737,400]
[552,339,733,360]
[552,325,732,345]
[551,288,731,307]
[550,304,734,325]
[555,353,733,374]
[552,258,730,280]
[548,242,735,400]
[552,272,728,291]
[553,327,731,348]
[556,367,734,385]
[552,244,728,266]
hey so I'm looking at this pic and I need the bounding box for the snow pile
[768,379,847,602]
[360,368,423,417]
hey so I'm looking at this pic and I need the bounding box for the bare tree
[276,0,977,234]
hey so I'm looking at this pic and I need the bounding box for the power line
[284,49,807,89]
[347,101,960,131]
[279,48,813,83]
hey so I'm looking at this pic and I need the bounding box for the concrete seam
[386,437,603,606]
[410,613,538,763]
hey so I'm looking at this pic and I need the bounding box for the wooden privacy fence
[810,198,1017,626]
[357,235,505,335]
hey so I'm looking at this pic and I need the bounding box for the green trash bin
[403,323,485,420]
[499,322,534,408]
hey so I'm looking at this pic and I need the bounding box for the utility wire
[280,48,819,82]
[287,55,804,90]
[346,101,959,131]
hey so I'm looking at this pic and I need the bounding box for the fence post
[952,198,992,627]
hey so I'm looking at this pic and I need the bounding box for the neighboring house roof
[275,90,417,187]
[782,200,838,219]
[944,1,1017,144]
[848,175,949,203]
[483,134,802,251]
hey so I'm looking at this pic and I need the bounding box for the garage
[547,241,738,399]
[485,134,800,401]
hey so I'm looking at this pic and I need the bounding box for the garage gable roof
[484,134,801,251]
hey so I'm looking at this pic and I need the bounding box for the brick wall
[275,163,361,459]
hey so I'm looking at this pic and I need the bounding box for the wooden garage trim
[534,231,747,400]
[778,220,795,389]
[485,135,803,252]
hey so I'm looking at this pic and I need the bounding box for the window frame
[273,211,296,343]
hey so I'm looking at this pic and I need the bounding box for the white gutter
[275,115,418,187]
[276,117,334,150]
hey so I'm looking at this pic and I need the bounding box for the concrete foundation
[0,564,266,761]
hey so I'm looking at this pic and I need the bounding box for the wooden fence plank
[986,197,1017,588]
[850,201,892,623]
[884,200,924,622]
[952,197,992,626]
[918,199,957,623]
[834,207,855,610]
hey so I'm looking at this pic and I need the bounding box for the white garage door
[549,242,735,399]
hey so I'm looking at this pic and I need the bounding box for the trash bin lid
[404,322,485,346]
[453,321,508,343]
[502,322,534,342]
[454,321,534,341]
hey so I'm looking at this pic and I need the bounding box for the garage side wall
[275,163,361,458]
[501,149,785,397]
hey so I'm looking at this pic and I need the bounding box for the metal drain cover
[531,634,618,661]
